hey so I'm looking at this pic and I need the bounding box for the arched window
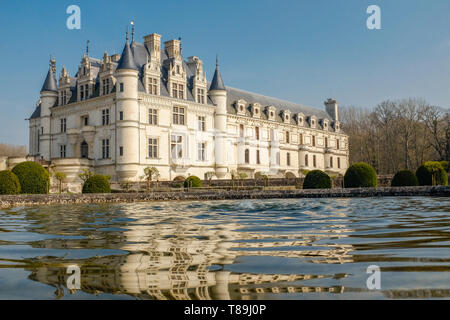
[330,156,333,168]
[305,154,309,166]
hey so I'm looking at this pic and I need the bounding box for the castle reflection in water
[21,203,354,300]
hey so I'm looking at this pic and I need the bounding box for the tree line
[340,98,450,175]
[0,144,27,157]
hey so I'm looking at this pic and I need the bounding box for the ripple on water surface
[0,197,449,300]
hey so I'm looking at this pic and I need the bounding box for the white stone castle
[28,27,349,187]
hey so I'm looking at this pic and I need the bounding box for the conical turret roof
[41,61,58,93]
[209,57,226,91]
[117,29,138,71]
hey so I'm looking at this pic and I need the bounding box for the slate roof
[41,69,58,93]
[117,40,138,71]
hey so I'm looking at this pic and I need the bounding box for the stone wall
[1,186,449,209]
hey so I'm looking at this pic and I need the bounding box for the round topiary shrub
[184,176,202,188]
[12,161,50,194]
[416,162,448,186]
[303,170,332,189]
[391,170,418,187]
[344,162,377,188]
[0,170,21,195]
[82,175,111,194]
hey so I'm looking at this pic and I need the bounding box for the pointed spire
[117,26,138,71]
[41,57,58,93]
[209,55,226,91]
[86,40,90,56]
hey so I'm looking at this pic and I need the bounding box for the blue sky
[1,0,450,146]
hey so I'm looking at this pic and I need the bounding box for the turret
[39,57,58,160]
[115,27,140,182]
[209,57,228,178]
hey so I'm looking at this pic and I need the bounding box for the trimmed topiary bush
[184,176,202,188]
[12,161,50,194]
[0,170,21,195]
[303,170,332,189]
[416,162,448,186]
[391,170,418,187]
[344,162,377,188]
[441,161,449,173]
[82,175,111,194]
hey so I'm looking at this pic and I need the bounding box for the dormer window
[266,106,277,121]
[172,83,184,99]
[251,103,261,118]
[102,79,110,95]
[148,77,158,95]
[236,100,247,115]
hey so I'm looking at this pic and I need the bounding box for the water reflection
[0,197,450,299]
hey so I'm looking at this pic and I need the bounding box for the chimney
[164,39,181,59]
[325,98,339,122]
[144,33,161,63]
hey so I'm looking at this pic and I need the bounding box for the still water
[0,197,449,300]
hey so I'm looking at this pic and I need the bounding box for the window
[102,109,110,126]
[119,146,123,157]
[61,91,67,105]
[313,155,317,168]
[172,83,184,99]
[120,83,124,92]
[299,133,303,145]
[102,79,110,95]
[119,111,123,121]
[245,149,250,164]
[41,127,44,134]
[149,109,158,125]
[198,116,206,131]
[305,154,309,166]
[197,142,206,161]
[60,145,66,158]
[80,86,84,100]
[287,152,291,166]
[239,124,244,138]
[330,156,333,168]
[102,139,110,159]
[85,84,89,98]
[338,157,341,169]
[173,107,185,125]
[148,77,158,95]
[255,127,260,140]
[312,136,316,147]
[286,131,290,143]
[60,118,66,133]
[256,150,260,164]
[82,116,89,126]
[81,141,88,158]
[171,135,183,159]
[336,139,340,150]
[148,138,158,158]
[197,88,205,104]
[325,137,328,148]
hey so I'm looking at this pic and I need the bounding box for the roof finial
[216,55,219,68]
[126,26,129,42]
[131,21,135,43]
[86,40,90,56]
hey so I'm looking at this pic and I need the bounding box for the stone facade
[28,27,349,192]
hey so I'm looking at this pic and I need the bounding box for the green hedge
[0,170,21,195]
[184,176,202,188]
[416,162,448,186]
[441,161,449,173]
[303,170,332,189]
[344,162,377,188]
[82,175,111,194]
[391,170,418,187]
[11,161,49,194]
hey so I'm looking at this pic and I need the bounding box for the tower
[115,27,140,182]
[39,57,58,161]
[208,57,228,178]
